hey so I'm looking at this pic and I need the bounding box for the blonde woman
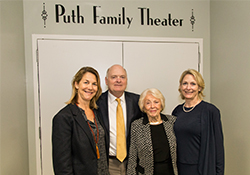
[172,69,224,175]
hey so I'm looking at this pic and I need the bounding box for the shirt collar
[108,91,125,104]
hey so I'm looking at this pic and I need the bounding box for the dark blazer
[199,102,224,175]
[96,90,141,157]
[127,114,178,175]
[52,103,108,175]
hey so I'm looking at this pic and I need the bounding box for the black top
[150,123,174,175]
[173,101,203,164]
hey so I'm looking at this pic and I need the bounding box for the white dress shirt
[108,91,127,156]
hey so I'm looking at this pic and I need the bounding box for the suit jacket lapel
[125,92,134,132]
[144,123,153,152]
[70,104,96,150]
[141,117,154,168]
[162,114,177,165]
[98,91,109,133]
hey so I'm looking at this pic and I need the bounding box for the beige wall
[0,1,29,175]
[211,1,250,175]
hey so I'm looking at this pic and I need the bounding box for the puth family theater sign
[41,3,196,31]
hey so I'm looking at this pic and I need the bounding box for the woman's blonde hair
[178,69,205,100]
[66,67,102,109]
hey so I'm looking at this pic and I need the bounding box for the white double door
[34,35,202,175]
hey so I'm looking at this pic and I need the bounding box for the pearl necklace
[182,105,195,113]
[182,101,201,113]
[149,120,162,125]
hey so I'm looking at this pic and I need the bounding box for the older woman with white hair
[127,88,178,175]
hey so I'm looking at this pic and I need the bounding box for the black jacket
[52,104,108,175]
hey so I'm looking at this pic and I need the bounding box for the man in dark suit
[97,64,141,175]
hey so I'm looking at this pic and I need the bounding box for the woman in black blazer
[127,88,178,175]
[52,67,109,175]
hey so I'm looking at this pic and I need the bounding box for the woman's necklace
[182,105,195,113]
[149,121,162,125]
[86,111,100,159]
[77,104,100,159]
[149,119,162,125]
[182,100,201,113]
